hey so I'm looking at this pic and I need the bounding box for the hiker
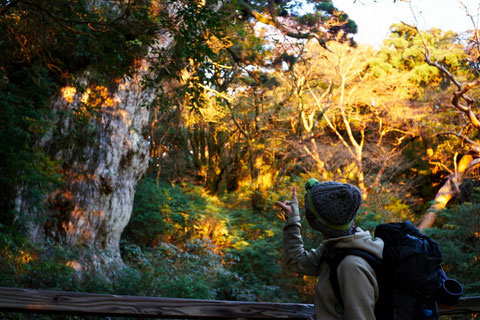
[276,180,384,320]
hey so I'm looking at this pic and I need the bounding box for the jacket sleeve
[338,255,379,320]
[283,201,323,276]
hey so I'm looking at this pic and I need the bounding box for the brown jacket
[283,213,384,320]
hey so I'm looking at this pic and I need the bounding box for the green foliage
[409,64,440,85]
[382,24,465,85]
[426,197,480,296]
[362,189,414,225]
[124,179,180,246]
[125,178,229,246]
[0,65,61,221]
[0,0,157,220]
[316,1,335,14]
[1,0,155,81]
[121,239,223,299]
[122,176,300,302]
[0,225,76,291]
[222,205,287,300]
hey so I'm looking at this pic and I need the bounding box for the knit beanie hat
[304,180,362,238]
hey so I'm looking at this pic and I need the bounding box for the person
[276,180,384,320]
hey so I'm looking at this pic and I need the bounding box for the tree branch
[418,152,479,230]
[225,100,250,141]
[0,0,19,16]
[407,23,480,130]
[436,131,480,149]
[18,0,129,28]
[239,0,332,51]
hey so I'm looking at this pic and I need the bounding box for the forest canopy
[1,0,480,317]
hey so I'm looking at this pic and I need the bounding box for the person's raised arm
[276,186,322,276]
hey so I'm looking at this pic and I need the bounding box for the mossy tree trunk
[14,35,176,273]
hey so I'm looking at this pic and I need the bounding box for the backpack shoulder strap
[328,248,382,308]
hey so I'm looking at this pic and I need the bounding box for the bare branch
[225,100,250,141]
[405,23,480,130]
[243,1,332,51]
[198,83,233,103]
[435,131,480,149]
[459,1,480,54]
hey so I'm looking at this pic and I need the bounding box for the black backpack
[327,221,462,320]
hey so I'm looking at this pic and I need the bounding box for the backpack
[327,221,462,320]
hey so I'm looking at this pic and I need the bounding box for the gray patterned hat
[304,180,362,238]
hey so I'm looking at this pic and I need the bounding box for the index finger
[292,186,297,200]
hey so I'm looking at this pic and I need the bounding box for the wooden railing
[0,286,479,319]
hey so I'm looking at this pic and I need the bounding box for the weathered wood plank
[439,296,480,315]
[0,287,479,318]
[0,287,315,319]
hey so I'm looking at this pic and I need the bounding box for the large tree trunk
[16,78,150,272]
[418,152,480,230]
[14,35,175,273]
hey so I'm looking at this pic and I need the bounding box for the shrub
[425,198,480,296]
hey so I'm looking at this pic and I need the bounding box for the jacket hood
[323,228,384,260]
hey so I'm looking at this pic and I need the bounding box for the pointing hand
[275,186,299,219]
